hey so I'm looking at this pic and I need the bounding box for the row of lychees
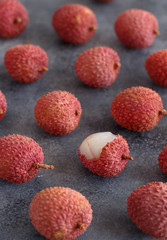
[0,1,167,240]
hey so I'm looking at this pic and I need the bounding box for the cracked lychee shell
[4,44,48,83]
[75,46,121,88]
[34,90,82,135]
[127,182,167,239]
[0,0,29,38]
[78,132,133,177]
[29,187,93,240]
[52,4,97,44]
[0,90,7,120]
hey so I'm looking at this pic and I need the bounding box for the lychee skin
[34,90,82,135]
[0,135,44,183]
[29,187,93,240]
[127,182,167,239]
[110,86,164,132]
[79,135,130,177]
[52,4,97,44]
[4,44,48,84]
[115,9,159,49]
[0,0,28,38]
[145,50,167,87]
[158,145,167,174]
[75,47,120,88]
[0,90,7,120]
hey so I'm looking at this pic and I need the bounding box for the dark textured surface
[0,0,167,239]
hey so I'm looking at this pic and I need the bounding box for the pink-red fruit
[158,145,167,174]
[52,4,97,44]
[115,9,159,49]
[110,86,167,132]
[0,90,7,120]
[78,132,133,177]
[34,90,82,135]
[145,50,167,87]
[0,0,28,38]
[29,187,93,240]
[4,44,48,83]
[0,134,54,183]
[75,47,121,88]
[127,182,167,239]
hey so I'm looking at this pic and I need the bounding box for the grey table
[0,0,167,239]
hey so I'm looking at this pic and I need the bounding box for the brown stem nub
[122,154,133,161]
[52,229,66,240]
[75,109,81,116]
[77,223,86,231]
[153,29,160,35]
[0,109,3,114]
[42,66,48,72]
[89,25,96,31]
[14,17,22,24]
[114,62,121,70]
[159,109,167,115]
[29,163,54,171]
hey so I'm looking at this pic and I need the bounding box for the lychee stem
[75,109,81,116]
[159,109,167,115]
[89,25,96,31]
[114,62,121,70]
[77,223,86,231]
[52,229,66,240]
[0,109,3,114]
[29,163,54,171]
[41,66,48,72]
[122,154,133,160]
[153,29,160,35]
[14,17,22,24]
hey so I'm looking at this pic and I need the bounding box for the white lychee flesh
[80,132,117,160]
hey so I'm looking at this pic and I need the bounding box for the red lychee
[145,50,167,87]
[158,145,167,174]
[114,9,159,49]
[52,4,97,44]
[34,90,82,135]
[110,86,167,132]
[78,132,133,177]
[127,182,167,239]
[0,134,54,183]
[0,90,7,120]
[75,46,121,88]
[4,44,48,83]
[0,0,29,38]
[29,187,93,240]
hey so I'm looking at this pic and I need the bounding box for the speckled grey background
[0,0,167,239]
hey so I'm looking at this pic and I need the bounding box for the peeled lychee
[127,182,167,239]
[0,134,54,183]
[158,145,167,174]
[78,132,133,177]
[52,4,97,44]
[34,90,82,135]
[29,187,93,240]
[75,46,121,88]
[0,90,7,120]
[110,86,167,132]
[0,0,28,38]
[4,44,48,83]
[115,9,159,49]
[145,50,167,87]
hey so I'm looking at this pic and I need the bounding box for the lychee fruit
[52,4,97,44]
[75,46,121,88]
[110,86,167,132]
[145,50,167,87]
[78,132,133,177]
[0,90,7,120]
[158,145,167,174]
[34,90,82,135]
[4,44,48,84]
[114,9,159,49]
[0,134,54,183]
[127,182,167,239]
[29,187,93,240]
[0,0,29,38]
